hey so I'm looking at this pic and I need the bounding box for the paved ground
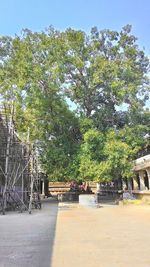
[0,199,58,267]
[1,200,150,267]
[51,203,150,267]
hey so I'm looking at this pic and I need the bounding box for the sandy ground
[51,203,150,267]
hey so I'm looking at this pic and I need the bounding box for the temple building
[132,154,150,200]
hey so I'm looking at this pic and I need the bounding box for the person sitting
[70,181,79,192]
[123,187,135,200]
[81,182,92,193]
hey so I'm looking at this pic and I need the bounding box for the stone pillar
[139,170,146,191]
[146,168,150,190]
[122,180,127,190]
[127,179,132,191]
[96,183,101,193]
[42,180,45,195]
[133,177,139,190]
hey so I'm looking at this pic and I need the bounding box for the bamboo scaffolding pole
[0,107,41,214]
[2,102,14,215]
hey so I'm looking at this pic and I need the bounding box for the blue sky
[0,0,150,54]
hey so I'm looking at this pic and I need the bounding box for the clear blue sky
[0,0,150,54]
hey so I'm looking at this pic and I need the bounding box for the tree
[79,128,134,182]
[0,28,80,180]
[0,25,149,183]
[62,25,149,130]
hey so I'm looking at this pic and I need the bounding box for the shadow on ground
[0,198,58,267]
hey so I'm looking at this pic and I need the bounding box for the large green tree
[62,25,149,130]
[0,25,149,182]
[0,28,80,180]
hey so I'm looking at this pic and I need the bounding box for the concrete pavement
[1,200,150,267]
[0,199,58,267]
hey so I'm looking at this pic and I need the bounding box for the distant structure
[122,154,150,201]
[133,155,150,190]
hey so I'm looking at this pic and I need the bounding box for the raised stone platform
[79,194,98,207]
[132,190,150,202]
[57,192,79,202]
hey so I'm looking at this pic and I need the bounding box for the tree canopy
[0,25,150,182]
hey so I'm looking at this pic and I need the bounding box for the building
[131,154,150,200]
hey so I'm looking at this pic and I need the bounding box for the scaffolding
[0,105,41,214]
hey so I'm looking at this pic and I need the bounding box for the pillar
[133,177,139,190]
[127,179,132,191]
[42,180,45,195]
[146,168,150,190]
[96,183,101,193]
[122,180,127,190]
[139,170,146,191]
